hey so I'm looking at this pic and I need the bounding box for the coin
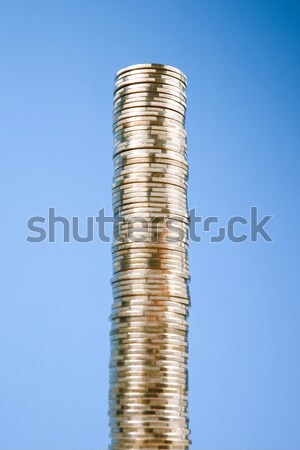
[112,250,188,261]
[114,99,186,113]
[114,130,187,146]
[113,166,188,176]
[109,417,189,426]
[114,78,186,95]
[113,146,187,159]
[113,147,187,160]
[113,107,184,121]
[112,247,187,260]
[114,73,186,89]
[114,127,186,139]
[110,64,189,448]
[113,119,185,135]
[110,347,188,356]
[114,136,187,150]
[113,148,188,163]
[113,134,186,149]
[113,100,186,117]
[112,184,188,196]
[114,120,186,135]
[111,273,190,285]
[114,100,187,118]
[114,74,186,87]
[113,154,188,169]
[113,85,186,104]
[115,63,187,82]
[112,178,188,191]
[113,76,186,89]
[110,299,190,310]
[113,106,184,122]
[113,135,187,149]
[112,195,188,208]
[112,209,189,222]
[112,197,188,209]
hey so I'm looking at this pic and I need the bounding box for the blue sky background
[0,1,299,449]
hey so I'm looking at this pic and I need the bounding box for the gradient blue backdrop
[1,1,299,449]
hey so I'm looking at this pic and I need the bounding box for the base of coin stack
[109,63,191,450]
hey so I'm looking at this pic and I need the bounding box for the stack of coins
[109,64,190,450]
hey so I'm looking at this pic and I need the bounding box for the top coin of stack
[109,64,191,450]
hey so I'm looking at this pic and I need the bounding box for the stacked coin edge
[109,63,191,450]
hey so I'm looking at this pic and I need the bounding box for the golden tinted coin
[110,64,190,449]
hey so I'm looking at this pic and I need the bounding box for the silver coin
[110,329,188,340]
[114,73,186,89]
[112,251,188,262]
[113,85,186,105]
[111,294,190,303]
[114,79,186,97]
[114,99,186,118]
[109,425,189,437]
[112,183,187,196]
[114,133,187,149]
[114,81,186,98]
[113,158,187,171]
[113,156,188,171]
[114,84,186,99]
[112,253,189,263]
[111,271,190,282]
[115,63,187,82]
[113,114,185,126]
[110,307,189,319]
[113,105,184,120]
[114,137,187,151]
[114,132,187,148]
[114,126,186,143]
[114,139,187,153]
[113,146,186,159]
[110,65,189,449]
[114,167,188,180]
[109,419,189,428]
[110,312,189,325]
[111,293,190,303]
[114,120,186,135]
[112,174,187,187]
[112,258,189,271]
[110,345,189,354]
[113,118,184,134]
[113,87,186,107]
[115,70,187,89]
[112,199,188,211]
[113,148,188,163]
[113,200,188,212]
[112,194,188,204]
[112,209,189,222]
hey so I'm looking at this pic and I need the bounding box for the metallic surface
[109,63,190,450]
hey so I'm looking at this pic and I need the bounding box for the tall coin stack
[109,63,190,450]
